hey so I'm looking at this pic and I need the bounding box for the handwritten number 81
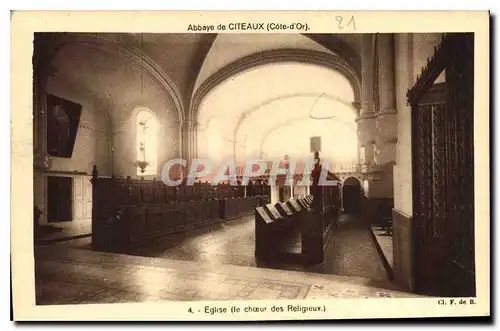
[335,16,355,30]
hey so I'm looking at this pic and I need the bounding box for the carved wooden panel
[445,33,475,291]
[409,33,475,297]
[413,101,447,238]
[431,103,447,236]
[415,104,433,237]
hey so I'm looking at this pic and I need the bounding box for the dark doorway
[342,177,361,213]
[47,176,73,222]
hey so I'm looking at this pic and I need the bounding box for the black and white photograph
[10,10,490,321]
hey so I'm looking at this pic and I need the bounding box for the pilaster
[181,120,199,173]
[375,34,398,166]
[33,35,58,223]
[357,34,377,167]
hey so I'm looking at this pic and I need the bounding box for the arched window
[135,109,158,176]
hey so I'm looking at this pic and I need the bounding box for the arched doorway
[342,177,361,213]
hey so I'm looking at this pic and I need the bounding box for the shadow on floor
[67,213,390,282]
[45,212,409,294]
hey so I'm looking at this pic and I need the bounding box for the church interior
[32,32,475,304]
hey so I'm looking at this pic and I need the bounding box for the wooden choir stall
[90,166,270,253]
[254,156,342,266]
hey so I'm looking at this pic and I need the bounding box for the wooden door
[409,33,475,297]
[47,176,73,222]
[73,176,92,221]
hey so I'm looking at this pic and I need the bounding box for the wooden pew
[90,168,271,252]
[219,196,259,220]
[254,201,304,263]
[254,205,281,259]
[254,193,341,266]
[287,198,303,213]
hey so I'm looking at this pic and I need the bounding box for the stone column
[352,102,362,165]
[270,184,279,204]
[33,36,57,224]
[367,33,398,202]
[33,69,49,225]
[189,121,198,161]
[196,122,208,158]
[361,34,375,116]
[356,34,377,166]
[181,120,199,175]
[33,40,54,169]
[375,34,398,166]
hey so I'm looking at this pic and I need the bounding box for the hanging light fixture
[136,119,150,174]
[134,34,150,175]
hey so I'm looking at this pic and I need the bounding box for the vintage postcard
[10,10,490,321]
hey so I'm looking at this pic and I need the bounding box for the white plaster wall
[194,34,335,92]
[46,78,111,175]
[110,77,181,179]
[35,78,111,236]
[112,116,135,178]
[49,42,182,180]
[393,33,443,216]
[112,116,180,179]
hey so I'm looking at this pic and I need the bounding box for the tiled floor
[35,212,418,304]
[306,214,388,279]
[35,244,422,305]
[35,222,91,244]
[68,213,388,280]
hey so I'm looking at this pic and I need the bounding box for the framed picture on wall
[46,94,82,158]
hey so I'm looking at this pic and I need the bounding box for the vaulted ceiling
[96,32,362,111]
[38,32,361,116]
[197,62,358,163]
[38,32,362,163]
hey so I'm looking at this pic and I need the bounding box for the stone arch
[232,92,358,155]
[344,176,361,186]
[34,33,185,124]
[189,48,362,123]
